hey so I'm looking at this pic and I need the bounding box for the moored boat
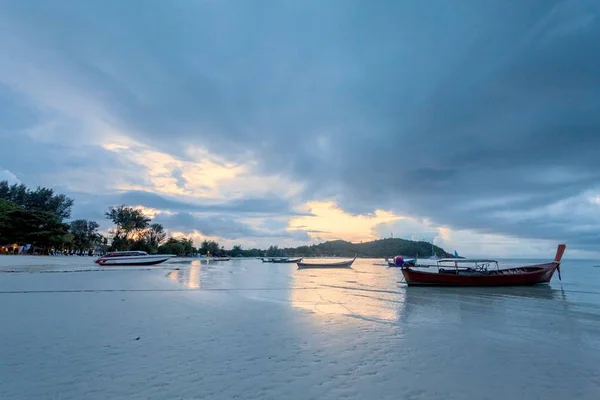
[400,244,566,286]
[94,251,174,266]
[387,256,416,268]
[272,257,303,263]
[210,256,231,261]
[297,256,357,269]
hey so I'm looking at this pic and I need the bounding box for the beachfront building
[0,243,18,254]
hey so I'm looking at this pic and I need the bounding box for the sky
[1,0,599,258]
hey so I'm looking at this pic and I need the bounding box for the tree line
[228,238,451,258]
[1,180,451,258]
[0,181,198,256]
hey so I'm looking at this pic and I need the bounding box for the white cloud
[0,169,20,184]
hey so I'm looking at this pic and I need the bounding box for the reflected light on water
[290,260,404,322]
[168,269,180,284]
[168,260,202,289]
[188,261,201,289]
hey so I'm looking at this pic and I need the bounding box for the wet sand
[1,256,599,399]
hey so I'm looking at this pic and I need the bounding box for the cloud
[0,130,147,194]
[115,190,308,216]
[154,212,310,241]
[288,201,401,243]
[0,169,20,185]
[1,1,600,253]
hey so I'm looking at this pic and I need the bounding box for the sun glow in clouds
[288,201,402,242]
[102,138,304,202]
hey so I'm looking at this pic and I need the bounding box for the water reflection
[164,258,589,335]
[396,283,572,328]
[290,260,404,322]
[168,260,202,289]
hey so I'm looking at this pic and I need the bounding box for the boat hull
[297,264,353,269]
[401,263,559,286]
[297,258,356,269]
[272,258,303,263]
[95,256,172,266]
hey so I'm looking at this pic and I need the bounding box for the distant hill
[263,238,452,258]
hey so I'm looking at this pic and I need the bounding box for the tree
[199,240,220,256]
[145,223,167,252]
[0,181,73,220]
[231,244,243,257]
[69,219,101,253]
[105,205,151,250]
[0,181,76,253]
[158,237,194,256]
[25,187,73,220]
[2,208,69,250]
[0,199,22,242]
[266,245,281,257]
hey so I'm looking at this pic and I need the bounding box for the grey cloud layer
[154,212,309,241]
[1,1,600,249]
[68,190,310,240]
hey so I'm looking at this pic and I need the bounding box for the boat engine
[394,255,404,268]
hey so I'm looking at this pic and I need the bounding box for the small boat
[388,258,416,268]
[94,251,174,266]
[297,256,357,269]
[401,244,566,286]
[271,257,303,263]
[210,256,231,261]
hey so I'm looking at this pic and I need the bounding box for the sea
[1,256,599,399]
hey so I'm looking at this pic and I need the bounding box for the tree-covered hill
[257,238,452,258]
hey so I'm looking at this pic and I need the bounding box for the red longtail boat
[401,244,566,286]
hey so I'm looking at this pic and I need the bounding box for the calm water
[2,256,600,399]
[168,257,600,325]
[167,257,600,398]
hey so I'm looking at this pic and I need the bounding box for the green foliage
[69,219,102,251]
[230,244,243,257]
[105,205,151,241]
[223,246,264,257]
[0,182,75,251]
[0,180,73,220]
[271,238,451,258]
[123,223,167,254]
[199,240,222,256]
[1,208,69,248]
[265,245,281,257]
[145,223,167,250]
[158,237,194,256]
[221,238,451,258]
[0,199,21,237]
[105,205,153,251]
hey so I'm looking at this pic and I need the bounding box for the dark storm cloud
[1,1,600,249]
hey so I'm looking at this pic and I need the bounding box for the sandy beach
[1,256,600,399]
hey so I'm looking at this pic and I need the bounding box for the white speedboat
[94,251,174,266]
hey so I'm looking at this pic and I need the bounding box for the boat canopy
[434,258,500,272]
[438,258,498,263]
[105,251,149,257]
